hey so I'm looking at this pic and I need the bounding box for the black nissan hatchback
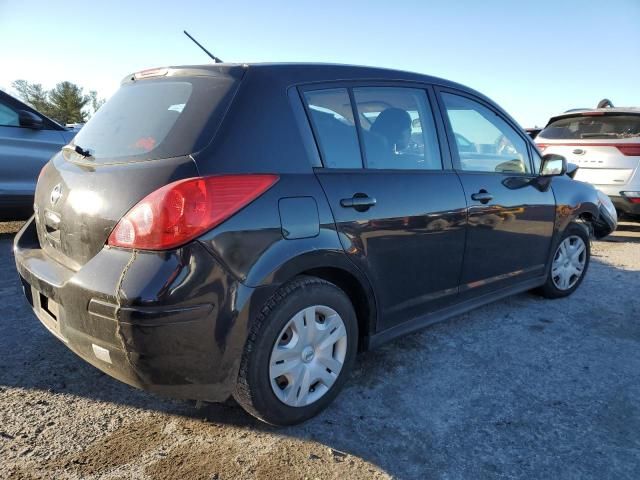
[14,63,616,425]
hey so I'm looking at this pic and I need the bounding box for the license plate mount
[33,289,66,342]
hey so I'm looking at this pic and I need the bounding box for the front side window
[443,93,531,174]
[303,89,362,169]
[0,102,19,127]
[353,87,442,170]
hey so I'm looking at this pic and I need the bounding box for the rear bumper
[14,218,270,402]
[611,195,640,215]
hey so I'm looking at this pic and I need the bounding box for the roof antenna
[183,30,223,63]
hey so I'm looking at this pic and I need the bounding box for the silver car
[0,91,75,220]
[535,105,640,218]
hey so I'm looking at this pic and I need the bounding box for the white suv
[536,105,640,218]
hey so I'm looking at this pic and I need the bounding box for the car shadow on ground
[2,233,640,479]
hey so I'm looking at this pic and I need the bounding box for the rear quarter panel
[196,174,363,285]
[196,173,378,339]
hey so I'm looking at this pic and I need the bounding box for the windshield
[71,75,239,162]
[538,114,640,140]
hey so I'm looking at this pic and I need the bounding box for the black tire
[537,223,590,299]
[233,276,358,426]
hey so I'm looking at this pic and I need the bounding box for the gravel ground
[1,222,639,479]
[0,221,24,234]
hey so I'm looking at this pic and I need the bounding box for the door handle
[471,190,493,204]
[340,194,376,212]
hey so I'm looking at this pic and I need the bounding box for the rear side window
[442,93,531,174]
[538,114,640,140]
[353,87,441,170]
[72,76,239,162]
[303,89,362,168]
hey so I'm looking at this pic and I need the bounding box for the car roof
[126,62,522,128]
[237,62,463,85]
[128,62,491,104]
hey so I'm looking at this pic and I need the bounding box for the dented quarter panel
[196,173,379,338]
[197,174,352,287]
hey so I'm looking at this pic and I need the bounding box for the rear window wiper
[63,144,94,158]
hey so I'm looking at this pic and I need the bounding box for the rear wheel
[233,276,358,425]
[538,224,590,298]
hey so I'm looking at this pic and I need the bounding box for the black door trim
[368,274,546,349]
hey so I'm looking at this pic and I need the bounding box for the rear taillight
[621,191,640,204]
[616,144,640,156]
[535,143,640,156]
[108,174,279,250]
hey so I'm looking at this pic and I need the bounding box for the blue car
[0,90,75,220]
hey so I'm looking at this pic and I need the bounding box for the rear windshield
[538,114,640,140]
[71,75,239,162]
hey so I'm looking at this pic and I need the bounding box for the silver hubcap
[269,305,348,407]
[552,235,587,290]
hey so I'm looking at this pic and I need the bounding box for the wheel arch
[551,177,600,238]
[252,250,378,351]
[299,266,375,351]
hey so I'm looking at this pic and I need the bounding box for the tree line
[11,80,106,125]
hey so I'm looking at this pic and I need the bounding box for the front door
[438,90,556,297]
[301,85,468,330]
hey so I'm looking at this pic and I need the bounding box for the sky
[1,0,639,127]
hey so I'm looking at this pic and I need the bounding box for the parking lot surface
[1,222,639,479]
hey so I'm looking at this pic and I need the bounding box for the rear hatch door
[34,66,244,268]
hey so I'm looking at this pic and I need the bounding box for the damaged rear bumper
[14,217,267,402]
[593,191,618,238]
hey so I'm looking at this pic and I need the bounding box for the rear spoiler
[121,64,247,85]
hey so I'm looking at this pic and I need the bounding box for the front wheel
[233,276,358,426]
[538,224,590,299]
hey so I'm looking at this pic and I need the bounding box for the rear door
[301,84,467,331]
[436,89,556,298]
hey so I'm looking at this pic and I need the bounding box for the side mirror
[540,153,567,176]
[18,110,44,130]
